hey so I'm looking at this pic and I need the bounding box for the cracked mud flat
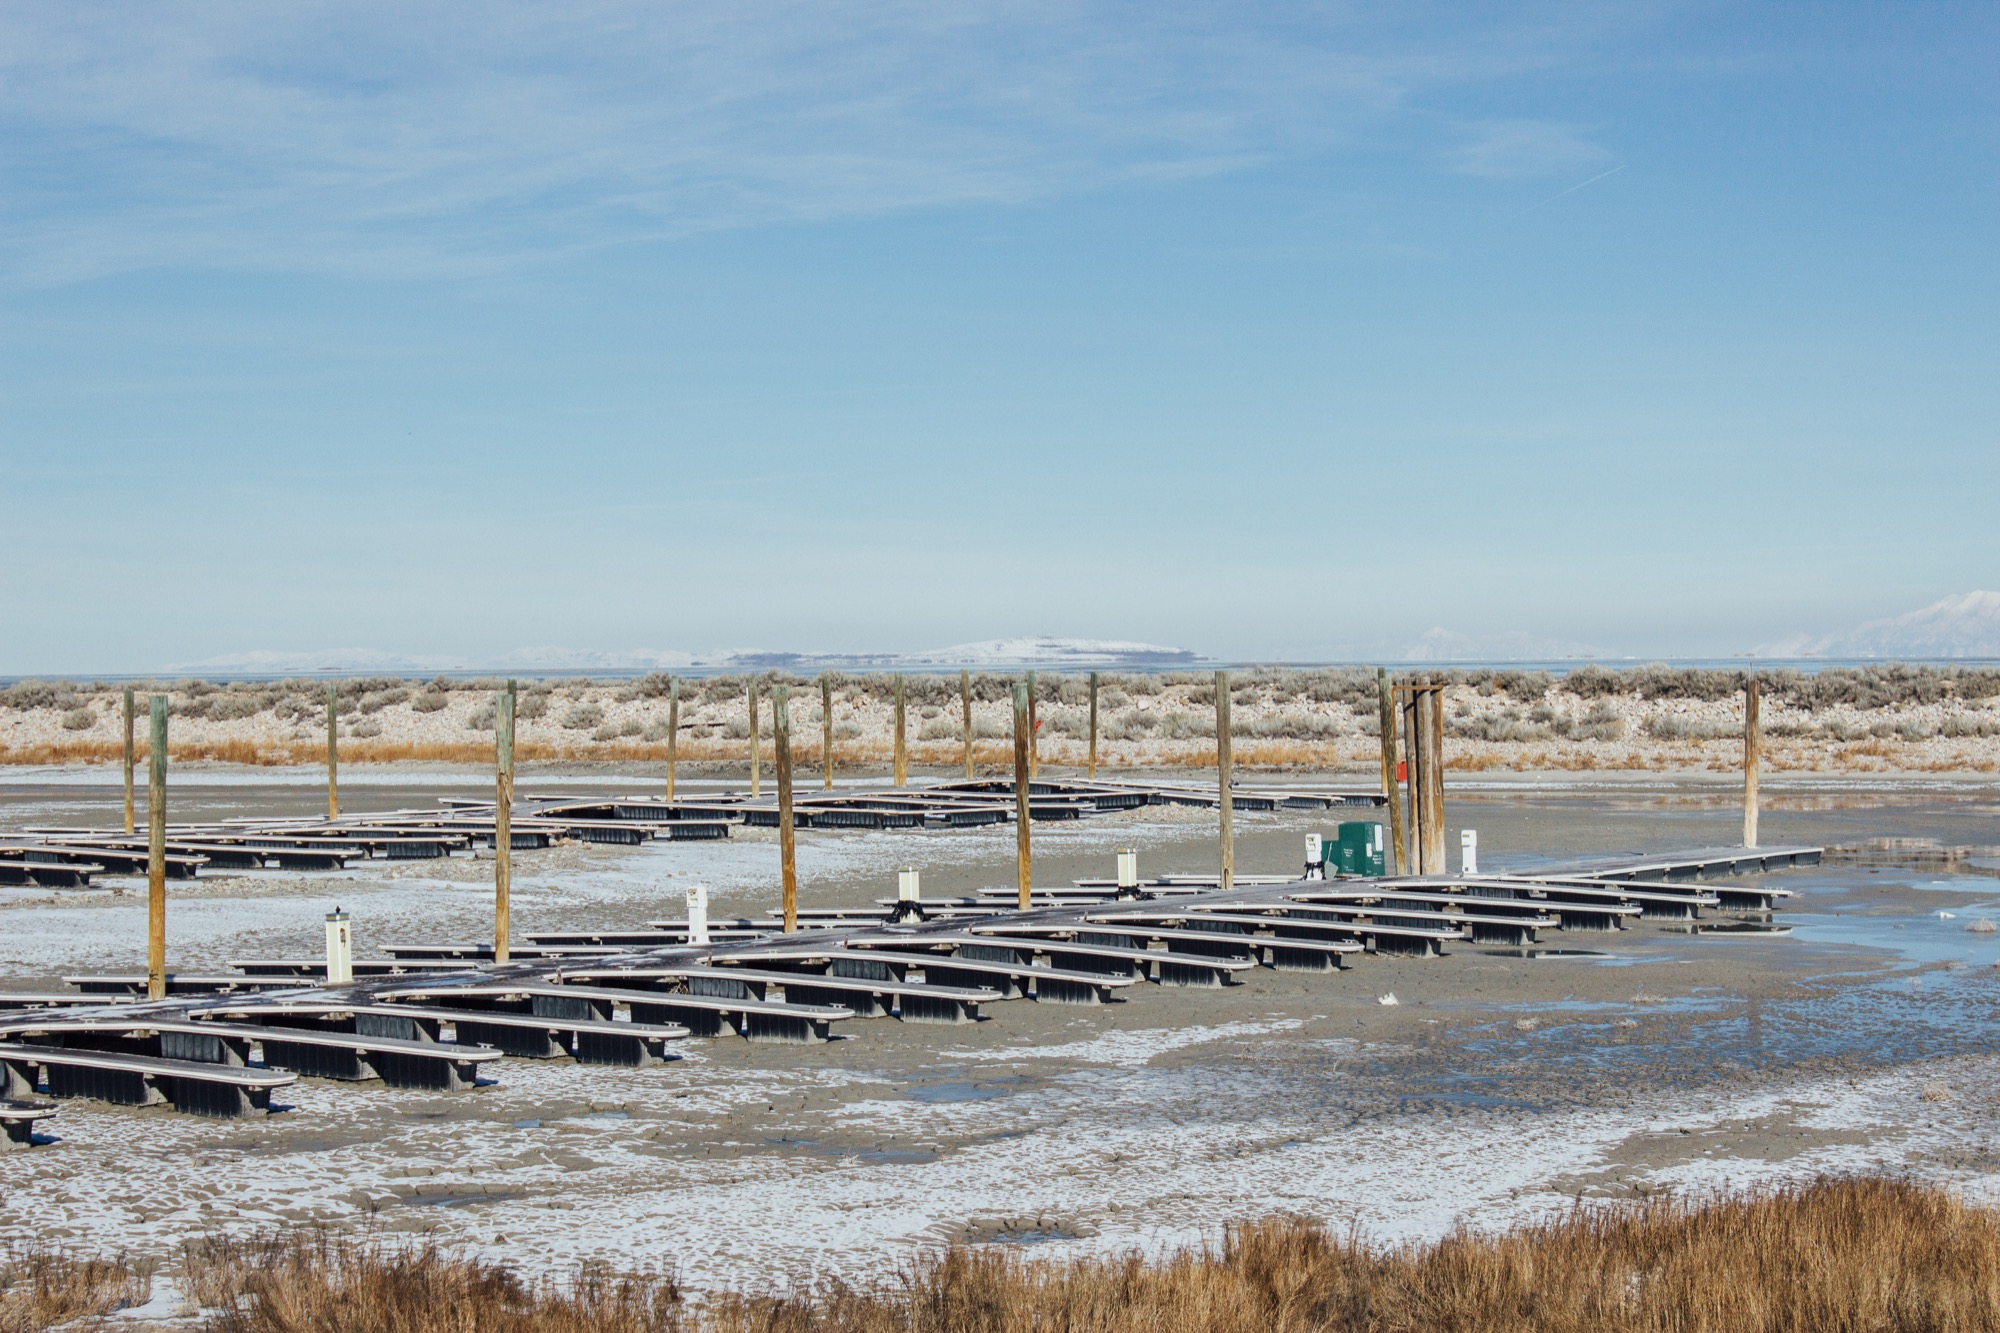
[4,766,2000,1288]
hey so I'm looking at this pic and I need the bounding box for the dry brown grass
[720,1178,2000,1332]
[0,1178,1979,1332]
[1,732,1993,778]
[0,1244,149,1332]
[179,1231,680,1333]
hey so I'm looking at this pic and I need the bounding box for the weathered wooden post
[1408,682,1446,874]
[748,679,761,798]
[1087,671,1099,779]
[1013,681,1032,910]
[960,670,974,778]
[146,694,168,1001]
[1425,684,1447,872]
[1377,669,1408,875]
[1397,681,1446,874]
[1743,673,1761,848]
[494,680,516,965]
[821,673,835,790]
[1026,671,1039,781]
[664,677,679,802]
[121,686,135,836]
[325,682,340,820]
[775,684,797,932]
[893,673,908,787]
[1400,685,1423,870]
[1216,670,1234,891]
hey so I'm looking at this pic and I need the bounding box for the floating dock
[0,812,1820,1132]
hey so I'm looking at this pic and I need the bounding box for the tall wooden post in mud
[776,685,798,932]
[892,673,908,787]
[1087,672,1100,779]
[122,687,135,836]
[1216,670,1234,892]
[1399,681,1447,874]
[325,683,340,819]
[664,678,679,802]
[1013,681,1032,910]
[1026,671,1038,781]
[748,679,761,798]
[960,670,975,779]
[1377,669,1408,876]
[821,674,835,791]
[494,681,516,965]
[1743,674,1761,849]
[1423,685,1445,872]
[146,695,167,1000]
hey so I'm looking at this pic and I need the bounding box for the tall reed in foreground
[0,1245,149,1331]
[180,1230,680,1333]
[48,1178,1990,1333]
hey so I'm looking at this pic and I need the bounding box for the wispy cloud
[0,2,1653,283]
[1445,117,1613,178]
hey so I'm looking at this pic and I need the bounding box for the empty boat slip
[695,944,1147,1003]
[964,921,1365,972]
[369,981,855,1044]
[0,837,1824,1134]
[0,1042,296,1118]
[552,963,999,1023]
[185,1000,691,1065]
[0,1013,500,1090]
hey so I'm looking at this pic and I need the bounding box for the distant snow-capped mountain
[1803,591,2000,659]
[166,638,1202,675]
[734,638,1200,669]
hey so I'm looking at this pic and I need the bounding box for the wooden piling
[1013,681,1032,910]
[960,669,974,779]
[748,679,761,798]
[665,678,679,802]
[1026,671,1038,781]
[495,681,516,965]
[1421,683,1446,872]
[325,683,340,820]
[893,673,907,788]
[1397,681,1447,874]
[1408,680,1424,868]
[1743,674,1761,849]
[1087,671,1099,779]
[776,684,797,932]
[1377,668,1407,876]
[146,695,167,1001]
[1216,670,1234,892]
[121,687,135,836]
[821,674,835,791]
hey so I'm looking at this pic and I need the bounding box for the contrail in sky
[1546,164,1626,201]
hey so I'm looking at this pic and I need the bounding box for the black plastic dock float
[0,1041,296,1118]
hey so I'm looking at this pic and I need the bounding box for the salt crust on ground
[4,791,1997,1289]
[2,1024,1993,1290]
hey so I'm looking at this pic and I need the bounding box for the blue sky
[2,2,1995,671]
